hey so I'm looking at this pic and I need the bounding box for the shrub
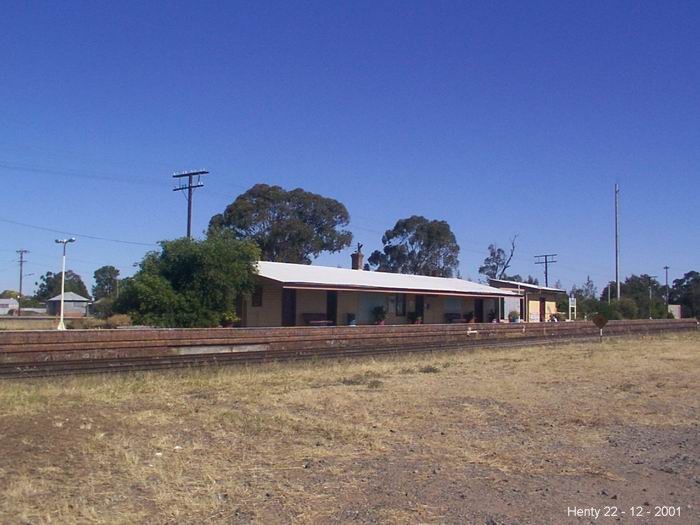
[372,306,387,323]
[92,296,115,319]
[220,310,240,327]
[105,314,132,329]
[67,318,106,330]
[508,310,520,322]
[614,298,638,319]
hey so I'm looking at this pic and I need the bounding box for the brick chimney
[351,243,364,270]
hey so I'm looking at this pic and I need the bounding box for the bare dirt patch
[0,333,698,524]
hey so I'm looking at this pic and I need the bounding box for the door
[235,294,247,327]
[282,289,297,327]
[539,298,546,322]
[474,298,484,323]
[326,291,338,325]
[415,295,425,321]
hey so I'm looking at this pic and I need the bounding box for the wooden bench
[302,313,334,326]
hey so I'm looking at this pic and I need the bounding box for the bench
[302,313,334,326]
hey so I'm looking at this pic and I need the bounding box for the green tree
[92,265,120,300]
[670,270,700,318]
[601,274,665,318]
[0,290,19,299]
[524,275,540,285]
[34,271,89,301]
[114,233,260,327]
[208,184,352,264]
[569,276,599,319]
[368,216,460,277]
[595,301,622,321]
[478,236,518,279]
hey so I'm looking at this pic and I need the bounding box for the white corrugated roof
[257,261,516,297]
[488,278,566,294]
[48,291,90,302]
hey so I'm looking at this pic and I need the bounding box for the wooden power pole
[173,170,208,239]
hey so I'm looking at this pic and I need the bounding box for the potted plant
[508,310,520,323]
[220,310,240,328]
[407,312,422,324]
[372,306,387,325]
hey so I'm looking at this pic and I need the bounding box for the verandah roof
[256,261,516,298]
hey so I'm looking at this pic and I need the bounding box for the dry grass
[0,333,698,524]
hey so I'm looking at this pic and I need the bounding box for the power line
[173,170,208,239]
[0,160,164,187]
[0,218,158,247]
[534,253,558,287]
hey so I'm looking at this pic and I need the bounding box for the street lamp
[55,238,76,330]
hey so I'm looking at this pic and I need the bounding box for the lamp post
[55,238,76,330]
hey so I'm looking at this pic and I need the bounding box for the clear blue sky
[1,1,698,296]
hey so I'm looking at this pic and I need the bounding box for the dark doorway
[326,291,338,325]
[282,289,297,327]
[415,295,425,320]
[539,298,546,322]
[235,294,246,326]
[474,298,484,323]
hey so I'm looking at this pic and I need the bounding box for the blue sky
[1,1,698,296]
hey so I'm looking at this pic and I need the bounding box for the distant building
[488,278,568,322]
[0,298,19,316]
[46,292,91,317]
[668,304,681,319]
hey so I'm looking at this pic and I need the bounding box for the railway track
[0,319,695,379]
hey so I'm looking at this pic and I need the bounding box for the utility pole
[173,170,208,239]
[534,254,557,287]
[16,249,29,316]
[663,265,670,306]
[648,275,658,319]
[615,183,620,300]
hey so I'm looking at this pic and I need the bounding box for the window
[251,285,263,307]
[395,294,406,316]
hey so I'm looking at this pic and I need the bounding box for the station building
[239,256,518,327]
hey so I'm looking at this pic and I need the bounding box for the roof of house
[256,261,516,297]
[47,292,90,302]
[487,278,566,294]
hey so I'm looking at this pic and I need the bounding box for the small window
[252,285,263,307]
[395,294,406,316]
